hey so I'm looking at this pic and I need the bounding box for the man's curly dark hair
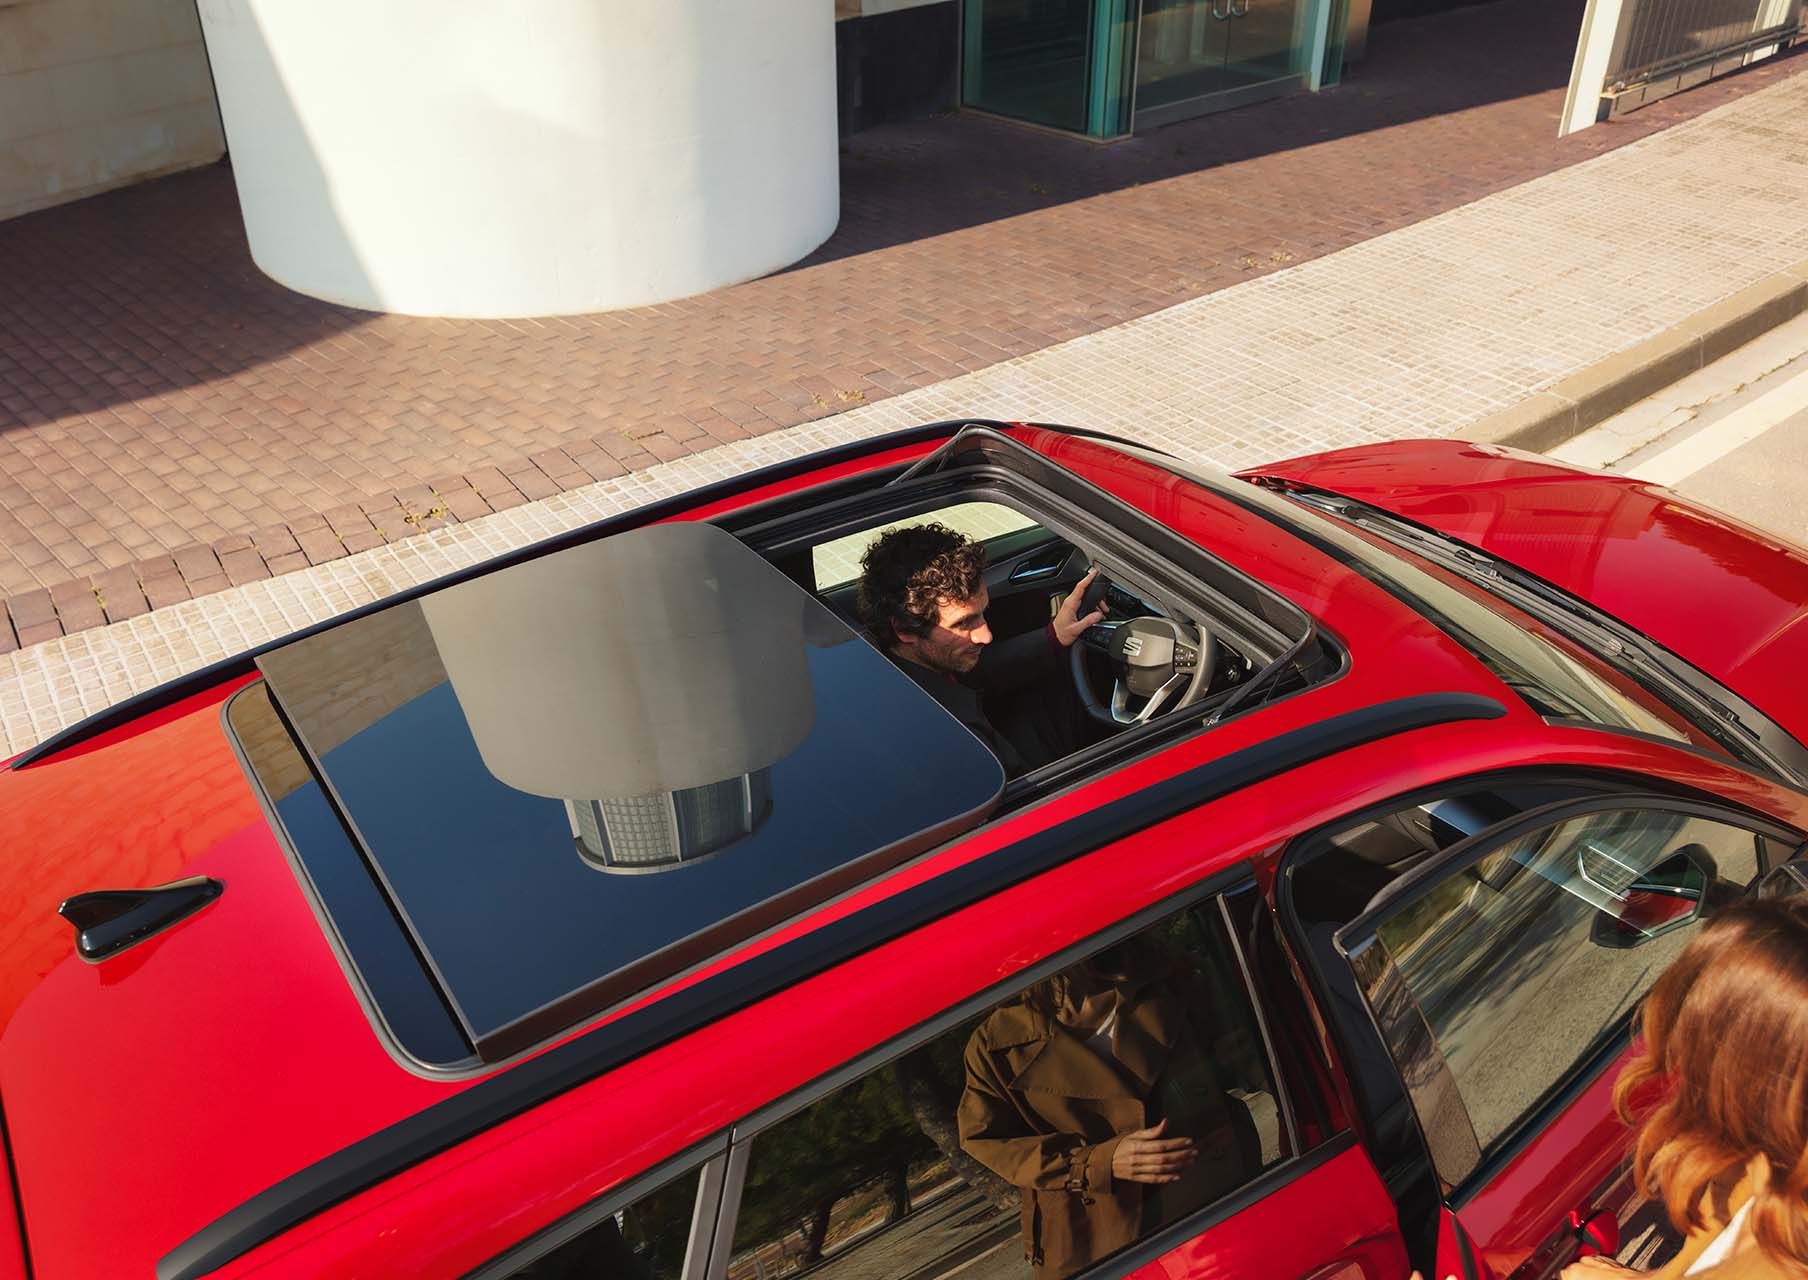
[857,522,986,649]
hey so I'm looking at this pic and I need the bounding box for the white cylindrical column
[195,0,840,317]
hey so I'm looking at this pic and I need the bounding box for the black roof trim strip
[157,690,1504,1280]
[13,419,1160,772]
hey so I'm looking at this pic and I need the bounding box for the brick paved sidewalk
[0,0,1803,652]
[4,60,1808,755]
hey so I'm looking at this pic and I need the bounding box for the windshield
[1099,443,1718,754]
[1286,502,1700,746]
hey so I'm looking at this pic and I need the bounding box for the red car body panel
[1453,1061,1638,1280]
[1124,1144,1408,1280]
[4,427,1805,1278]
[0,1161,22,1280]
[1238,439,1808,742]
[197,728,1808,1280]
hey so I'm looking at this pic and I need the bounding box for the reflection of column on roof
[419,522,817,872]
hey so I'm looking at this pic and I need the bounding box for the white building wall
[195,0,841,318]
[0,0,225,221]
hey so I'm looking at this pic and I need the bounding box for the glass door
[1131,0,1316,128]
[961,0,1328,137]
[1222,0,1312,89]
[962,0,1136,137]
[1134,0,1234,116]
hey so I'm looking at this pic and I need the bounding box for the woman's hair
[1615,897,1808,1273]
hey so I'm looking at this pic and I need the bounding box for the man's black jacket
[891,627,1063,778]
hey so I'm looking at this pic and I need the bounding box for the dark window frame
[1332,789,1801,1203]
[1084,437,1808,793]
[471,864,1341,1280]
[724,442,1345,809]
[1273,766,1804,1271]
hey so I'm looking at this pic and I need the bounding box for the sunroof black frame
[723,426,1336,804]
[725,426,1312,668]
[250,524,1007,1065]
[218,420,1335,1076]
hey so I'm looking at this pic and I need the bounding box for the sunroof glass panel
[257,522,1004,1061]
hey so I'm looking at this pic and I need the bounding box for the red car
[4,423,1808,1280]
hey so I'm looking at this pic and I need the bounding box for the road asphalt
[1552,312,1808,547]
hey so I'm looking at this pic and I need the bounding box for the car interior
[714,425,1336,797]
[763,497,1259,769]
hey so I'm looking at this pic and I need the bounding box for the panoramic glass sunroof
[253,522,1004,1062]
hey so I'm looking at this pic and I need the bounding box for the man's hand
[1110,1119,1197,1185]
[1053,568,1107,648]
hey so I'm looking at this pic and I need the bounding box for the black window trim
[1262,480,1808,791]
[493,864,1330,1280]
[728,425,1313,671]
[724,432,1347,808]
[1334,789,1803,1202]
[461,1134,728,1280]
[161,692,1507,1280]
[1082,436,1808,793]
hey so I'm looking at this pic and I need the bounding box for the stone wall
[0,0,223,220]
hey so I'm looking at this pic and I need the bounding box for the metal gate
[1604,0,1801,113]
[1562,0,1802,131]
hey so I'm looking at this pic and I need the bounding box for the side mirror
[1589,847,1711,950]
[1759,859,1808,900]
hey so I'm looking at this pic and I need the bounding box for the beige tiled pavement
[5,68,1808,757]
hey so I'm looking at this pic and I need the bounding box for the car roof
[0,424,1559,1280]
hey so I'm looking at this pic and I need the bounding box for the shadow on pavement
[803,0,1583,265]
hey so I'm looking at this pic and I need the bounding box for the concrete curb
[1459,258,1808,452]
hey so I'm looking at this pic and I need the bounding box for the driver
[857,523,1103,777]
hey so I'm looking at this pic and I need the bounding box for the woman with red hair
[1559,896,1808,1279]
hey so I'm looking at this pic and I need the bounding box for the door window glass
[811,502,1040,591]
[1369,808,1761,1162]
[505,1165,700,1278]
[723,902,1292,1280]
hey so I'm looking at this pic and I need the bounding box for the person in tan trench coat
[957,941,1251,1279]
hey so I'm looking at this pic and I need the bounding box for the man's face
[898,586,992,674]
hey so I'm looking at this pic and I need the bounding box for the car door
[467,876,1414,1280]
[1331,793,1802,1280]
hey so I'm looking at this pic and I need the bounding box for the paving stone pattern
[2,0,1801,652]
[6,54,1808,757]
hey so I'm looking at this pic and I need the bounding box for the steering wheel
[1070,607,1217,727]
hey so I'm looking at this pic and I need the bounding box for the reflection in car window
[1339,533,1697,745]
[811,502,1040,590]
[1374,809,1760,1161]
[507,1165,699,1278]
[724,903,1291,1280]
[253,522,1005,1062]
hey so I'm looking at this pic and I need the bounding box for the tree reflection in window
[725,903,1290,1280]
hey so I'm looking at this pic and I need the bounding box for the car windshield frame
[1096,439,1808,790]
